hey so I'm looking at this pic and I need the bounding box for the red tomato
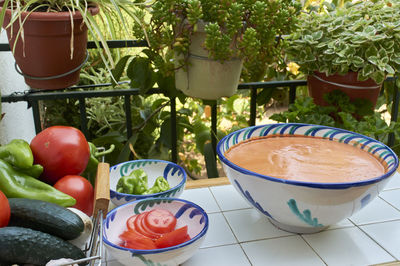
[144,209,177,234]
[0,190,10,228]
[30,126,90,185]
[54,175,94,216]
[154,226,190,249]
[119,229,157,250]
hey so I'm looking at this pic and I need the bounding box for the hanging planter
[174,23,243,100]
[307,72,382,108]
[2,6,99,90]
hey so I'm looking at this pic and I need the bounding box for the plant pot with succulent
[286,0,400,108]
[127,0,301,100]
[0,0,139,90]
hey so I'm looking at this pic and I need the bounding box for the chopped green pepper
[116,168,171,195]
[117,169,148,194]
[0,159,76,207]
[0,139,33,169]
[144,176,171,194]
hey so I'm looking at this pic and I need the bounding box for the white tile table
[102,172,400,266]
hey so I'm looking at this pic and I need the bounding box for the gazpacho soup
[224,135,387,183]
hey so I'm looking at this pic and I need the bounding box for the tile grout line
[208,187,253,265]
[349,217,400,227]
[356,224,398,263]
[349,215,399,263]
[378,193,400,213]
[299,234,328,266]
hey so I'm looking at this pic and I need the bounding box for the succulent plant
[132,0,301,82]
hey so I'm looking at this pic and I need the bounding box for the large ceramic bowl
[103,198,209,266]
[110,159,187,206]
[217,123,399,234]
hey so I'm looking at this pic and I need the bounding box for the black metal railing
[1,40,399,177]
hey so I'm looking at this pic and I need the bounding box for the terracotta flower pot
[1,5,99,90]
[307,72,382,108]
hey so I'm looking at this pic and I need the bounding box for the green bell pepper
[117,168,148,194]
[0,139,34,169]
[144,176,171,194]
[14,164,44,178]
[0,159,76,207]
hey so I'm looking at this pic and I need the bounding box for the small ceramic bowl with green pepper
[109,159,187,206]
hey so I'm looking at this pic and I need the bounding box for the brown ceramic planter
[1,5,99,90]
[307,72,382,108]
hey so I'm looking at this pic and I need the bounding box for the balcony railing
[1,40,399,177]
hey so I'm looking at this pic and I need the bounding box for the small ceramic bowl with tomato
[109,159,187,207]
[103,197,209,266]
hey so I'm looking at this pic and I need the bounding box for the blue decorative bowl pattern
[109,159,187,206]
[217,123,399,233]
[103,198,209,266]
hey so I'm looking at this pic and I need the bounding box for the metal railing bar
[249,87,257,126]
[1,80,309,104]
[0,43,10,51]
[0,40,148,52]
[79,98,89,138]
[124,95,133,140]
[238,80,307,89]
[86,40,148,49]
[1,88,164,102]
[211,102,217,160]
[388,82,399,147]
[30,100,42,134]
[170,97,177,163]
[289,85,297,104]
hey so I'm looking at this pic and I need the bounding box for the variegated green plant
[286,0,400,84]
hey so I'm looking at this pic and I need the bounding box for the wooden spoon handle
[93,162,110,219]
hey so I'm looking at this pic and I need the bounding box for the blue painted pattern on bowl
[103,198,208,266]
[217,123,399,233]
[110,159,187,206]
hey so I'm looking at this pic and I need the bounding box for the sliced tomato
[133,212,162,240]
[126,214,138,231]
[144,209,177,234]
[119,229,157,250]
[154,226,190,249]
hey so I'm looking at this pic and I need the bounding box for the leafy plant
[286,0,400,84]
[130,0,301,82]
[270,90,400,148]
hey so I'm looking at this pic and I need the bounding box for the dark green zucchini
[8,198,84,240]
[0,226,86,266]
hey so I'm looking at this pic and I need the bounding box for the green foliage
[131,0,302,82]
[286,0,400,84]
[270,90,400,148]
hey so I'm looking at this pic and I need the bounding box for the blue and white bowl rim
[102,197,209,254]
[109,159,187,197]
[217,123,399,189]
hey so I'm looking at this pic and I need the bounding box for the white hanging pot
[174,22,243,100]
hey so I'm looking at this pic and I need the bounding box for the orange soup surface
[225,136,386,183]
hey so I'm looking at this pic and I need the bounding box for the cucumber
[8,198,84,240]
[0,226,86,265]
